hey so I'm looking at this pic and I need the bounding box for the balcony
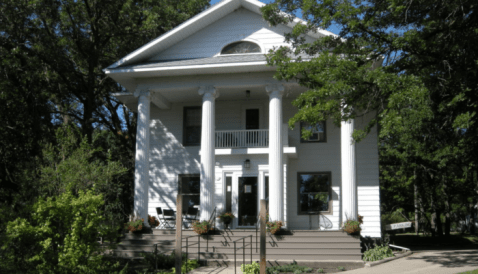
[214,124,289,149]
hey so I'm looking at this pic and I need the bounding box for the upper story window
[300,121,326,143]
[183,107,201,146]
[221,41,261,55]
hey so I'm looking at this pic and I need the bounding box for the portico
[106,0,378,238]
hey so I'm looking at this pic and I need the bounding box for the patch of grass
[456,269,478,274]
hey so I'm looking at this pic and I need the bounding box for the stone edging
[364,251,413,267]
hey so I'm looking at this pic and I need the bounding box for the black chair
[156,207,176,229]
[162,209,176,228]
[183,207,199,228]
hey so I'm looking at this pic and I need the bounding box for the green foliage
[125,218,145,233]
[363,245,395,262]
[266,263,313,274]
[266,220,284,234]
[192,220,212,235]
[316,269,324,273]
[141,251,199,274]
[2,190,118,273]
[241,262,260,274]
[337,266,345,271]
[262,0,478,237]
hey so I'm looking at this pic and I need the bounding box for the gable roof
[106,0,335,70]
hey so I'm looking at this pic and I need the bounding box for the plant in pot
[125,217,144,233]
[342,215,363,235]
[218,212,235,229]
[192,220,212,235]
[148,214,160,229]
[266,220,283,235]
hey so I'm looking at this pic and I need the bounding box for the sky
[209,0,342,35]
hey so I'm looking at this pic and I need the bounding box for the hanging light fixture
[246,90,251,98]
[244,159,251,169]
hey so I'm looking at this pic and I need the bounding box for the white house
[105,0,381,238]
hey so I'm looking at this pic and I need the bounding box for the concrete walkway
[345,249,478,274]
[189,250,478,274]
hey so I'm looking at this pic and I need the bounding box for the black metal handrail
[208,206,217,229]
[183,235,200,273]
[232,235,253,274]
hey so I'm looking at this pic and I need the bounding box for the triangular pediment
[106,0,335,70]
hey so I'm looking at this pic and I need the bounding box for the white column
[133,89,151,224]
[198,86,219,221]
[266,84,285,222]
[341,118,357,222]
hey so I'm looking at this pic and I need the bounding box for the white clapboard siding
[150,8,307,61]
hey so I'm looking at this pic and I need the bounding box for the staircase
[113,229,362,264]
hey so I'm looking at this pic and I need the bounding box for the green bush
[337,266,345,271]
[2,190,119,273]
[241,261,260,274]
[316,269,324,273]
[363,244,395,262]
[141,251,199,274]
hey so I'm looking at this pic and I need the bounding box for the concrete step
[117,241,360,251]
[119,237,360,246]
[112,250,362,261]
[114,229,363,261]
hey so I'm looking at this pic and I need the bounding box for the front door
[238,176,258,226]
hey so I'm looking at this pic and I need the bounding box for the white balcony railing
[215,129,269,148]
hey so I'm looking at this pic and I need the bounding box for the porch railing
[215,129,269,148]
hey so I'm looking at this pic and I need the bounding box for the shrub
[363,244,395,262]
[192,220,212,235]
[241,261,260,274]
[316,269,324,273]
[337,266,345,271]
[142,251,200,273]
[3,190,119,273]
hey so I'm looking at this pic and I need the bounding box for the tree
[261,0,478,235]
[0,0,210,225]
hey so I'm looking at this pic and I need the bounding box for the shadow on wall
[149,118,201,211]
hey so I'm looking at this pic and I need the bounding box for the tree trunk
[436,209,443,237]
[414,181,419,235]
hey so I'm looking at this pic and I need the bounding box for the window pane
[221,41,261,54]
[301,121,326,142]
[179,175,200,213]
[298,173,330,213]
[184,107,201,145]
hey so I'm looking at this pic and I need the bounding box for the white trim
[105,61,269,75]
[106,0,337,70]
[212,147,297,157]
[217,38,265,56]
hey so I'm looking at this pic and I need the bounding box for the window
[300,121,326,142]
[297,172,332,215]
[221,41,261,55]
[183,107,201,146]
[178,174,200,214]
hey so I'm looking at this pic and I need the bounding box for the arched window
[221,41,261,55]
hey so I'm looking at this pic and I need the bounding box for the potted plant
[218,212,235,229]
[191,220,212,235]
[124,217,144,233]
[342,215,363,235]
[148,214,160,229]
[266,220,283,235]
